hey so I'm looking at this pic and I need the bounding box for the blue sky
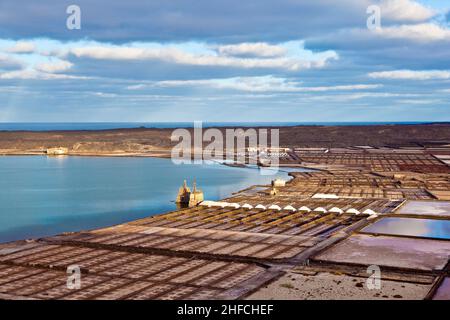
[0,0,449,122]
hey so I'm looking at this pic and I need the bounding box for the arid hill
[0,123,449,155]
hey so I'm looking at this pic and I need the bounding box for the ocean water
[0,122,430,131]
[0,156,295,243]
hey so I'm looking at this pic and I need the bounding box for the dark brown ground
[1,123,449,155]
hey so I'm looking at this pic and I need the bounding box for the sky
[0,0,449,122]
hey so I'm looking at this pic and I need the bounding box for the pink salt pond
[314,234,450,271]
[397,201,450,217]
[433,278,450,300]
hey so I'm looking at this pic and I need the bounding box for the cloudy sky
[0,0,449,122]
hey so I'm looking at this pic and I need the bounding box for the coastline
[1,124,450,158]
[1,150,449,299]
[0,155,297,244]
[0,124,449,300]
[0,150,173,158]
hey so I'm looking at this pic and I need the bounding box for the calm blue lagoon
[0,156,292,243]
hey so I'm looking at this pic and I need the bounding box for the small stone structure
[176,180,204,207]
[272,178,286,187]
[46,147,69,155]
[269,187,278,196]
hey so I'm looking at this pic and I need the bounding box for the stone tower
[176,180,204,207]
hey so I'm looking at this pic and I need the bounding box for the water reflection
[362,217,450,240]
[0,156,302,243]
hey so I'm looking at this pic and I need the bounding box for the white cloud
[35,60,73,73]
[5,41,35,54]
[327,23,450,45]
[126,84,147,90]
[380,0,435,22]
[293,84,383,92]
[396,99,441,104]
[0,53,23,69]
[0,57,78,80]
[129,76,381,93]
[0,69,85,80]
[216,43,287,58]
[301,92,421,103]
[92,92,118,98]
[375,23,450,42]
[69,43,338,71]
[369,69,450,80]
[295,92,421,102]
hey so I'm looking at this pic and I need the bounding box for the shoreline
[0,127,449,300]
[0,152,318,174]
[1,124,450,156]
[0,156,298,245]
[0,151,173,158]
